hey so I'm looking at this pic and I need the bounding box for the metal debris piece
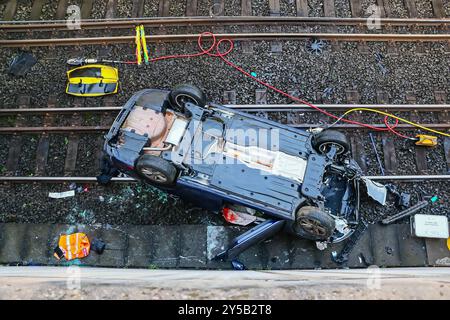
[8,52,37,76]
[381,199,430,225]
[308,39,326,55]
[377,62,388,76]
[332,219,369,264]
[375,52,384,63]
[363,178,388,205]
[375,52,388,75]
[322,87,334,99]
[231,259,246,270]
[316,241,328,250]
[91,238,106,254]
[397,192,411,209]
[369,133,385,175]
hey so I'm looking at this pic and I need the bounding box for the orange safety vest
[54,233,91,261]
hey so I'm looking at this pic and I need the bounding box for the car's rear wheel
[136,155,177,186]
[293,206,336,241]
[312,130,350,156]
[168,84,207,113]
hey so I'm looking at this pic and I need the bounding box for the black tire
[293,206,336,241]
[168,84,207,112]
[312,129,350,156]
[136,155,177,186]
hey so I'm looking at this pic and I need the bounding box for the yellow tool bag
[54,232,91,261]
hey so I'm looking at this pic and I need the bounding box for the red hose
[147,32,407,137]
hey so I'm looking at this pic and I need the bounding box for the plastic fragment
[8,52,37,76]
[231,259,246,270]
[49,190,75,199]
[362,178,387,205]
[308,39,325,55]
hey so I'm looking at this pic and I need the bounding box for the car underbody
[101,86,387,262]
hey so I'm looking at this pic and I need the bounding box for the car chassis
[101,86,386,262]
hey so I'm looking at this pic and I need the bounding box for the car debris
[315,241,328,250]
[48,190,75,199]
[385,184,411,209]
[91,238,106,254]
[375,52,388,76]
[369,132,385,175]
[100,84,391,262]
[231,259,247,270]
[331,219,369,264]
[308,39,326,55]
[362,178,388,205]
[8,52,37,77]
[322,87,334,100]
[222,207,257,226]
[381,195,438,225]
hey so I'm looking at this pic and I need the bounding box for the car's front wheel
[293,206,336,241]
[136,155,177,186]
[312,129,350,156]
[168,84,207,113]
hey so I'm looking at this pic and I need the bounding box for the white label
[49,190,76,199]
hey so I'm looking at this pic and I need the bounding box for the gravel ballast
[91,0,108,19]
[143,0,160,17]
[1,40,448,107]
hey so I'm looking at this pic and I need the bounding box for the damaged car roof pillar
[213,219,286,262]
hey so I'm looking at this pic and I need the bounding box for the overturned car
[101,85,386,261]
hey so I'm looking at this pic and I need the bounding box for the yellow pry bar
[135,25,142,65]
[140,25,150,64]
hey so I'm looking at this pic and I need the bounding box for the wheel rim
[141,168,168,183]
[174,94,199,109]
[299,218,327,237]
[318,142,346,155]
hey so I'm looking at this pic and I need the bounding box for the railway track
[1,16,449,31]
[1,1,449,47]
[1,0,449,21]
[2,32,450,48]
[1,175,450,183]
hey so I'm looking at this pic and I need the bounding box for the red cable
[383,116,411,139]
[146,32,407,136]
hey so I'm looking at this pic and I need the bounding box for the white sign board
[412,214,449,239]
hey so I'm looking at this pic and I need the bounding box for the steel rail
[1,104,449,115]
[1,16,449,32]
[0,123,449,134]
[0,175,449,183]
[2,32,450,47]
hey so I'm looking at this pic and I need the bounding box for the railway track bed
[0,104,448,227]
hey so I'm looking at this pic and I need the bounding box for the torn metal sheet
[362,178,387,205]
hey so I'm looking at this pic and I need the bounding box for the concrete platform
[0,222,448,269]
